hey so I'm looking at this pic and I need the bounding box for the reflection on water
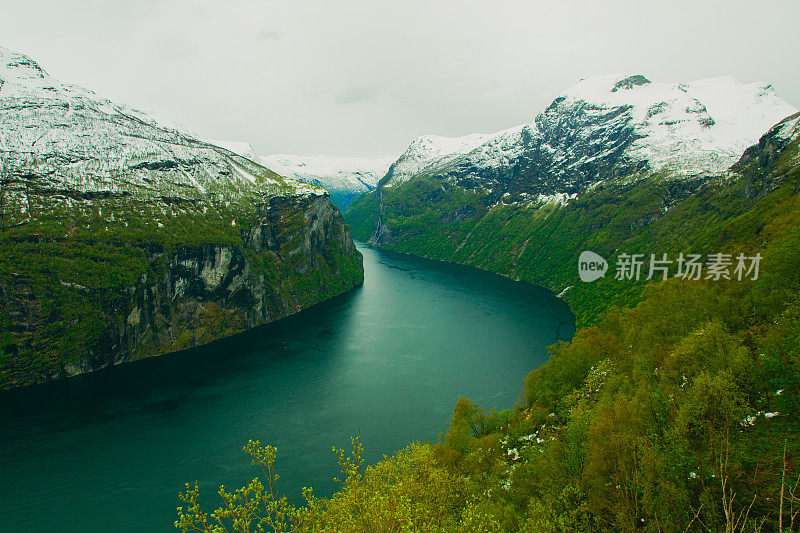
[0,244,574,532]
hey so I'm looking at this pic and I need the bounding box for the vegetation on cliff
[0,187,363,389]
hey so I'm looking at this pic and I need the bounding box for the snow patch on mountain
[260,154,394,209]
[555,74,797,175]
[536,192,578,207]
[772,112,800,143]
[382,132,499,187]
[462,125,531,170]
[0,45,323,204]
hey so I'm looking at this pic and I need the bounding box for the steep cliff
[0,46,363,389]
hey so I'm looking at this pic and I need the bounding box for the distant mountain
[260,154,394,211]
[379,132,504,188]
[346,74,797,323]
[0,45,363,389]
[376,75,796,200]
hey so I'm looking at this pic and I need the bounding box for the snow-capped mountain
[0,45,323,218]
[375,75,797,204]
[0,45,362,388]
[260,154,394,210]
[380,132,500,187]
[537,74,796,178]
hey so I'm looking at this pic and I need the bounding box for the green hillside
[177,114,800,531]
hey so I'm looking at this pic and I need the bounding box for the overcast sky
[2,0,799,159]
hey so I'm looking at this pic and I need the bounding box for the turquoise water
[0,244,574,532]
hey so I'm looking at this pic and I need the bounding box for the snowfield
[558,74,798,175]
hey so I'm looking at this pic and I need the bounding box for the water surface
[0,244,574,532]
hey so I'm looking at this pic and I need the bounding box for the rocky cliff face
[2,194,361,385]
[732,111,800,194]
[0,46,363,389]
